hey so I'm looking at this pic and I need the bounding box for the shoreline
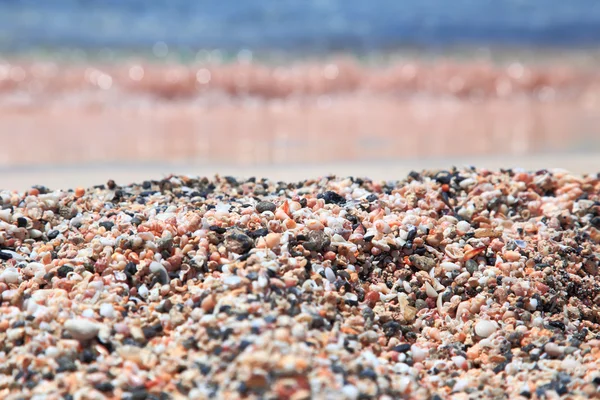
[2,152,599,192]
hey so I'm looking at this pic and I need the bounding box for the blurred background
[1,0,599,190]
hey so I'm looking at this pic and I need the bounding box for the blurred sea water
[2,0,600,58]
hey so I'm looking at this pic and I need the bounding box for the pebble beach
[0,168,599,399]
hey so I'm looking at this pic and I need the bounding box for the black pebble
[359,368,377,380]
[196,363,212,375]
[99,221,115,231]
[12,320,25,328]
[56,356,77,372]
[57,265,74,278]
[366,194,378,202]
[247,228,268,238]
[17,217,28,228]
[0,251,12,261]
[548,321,566,331]
[209,225,227,234]
[255,201,277,213]
[125,262,138,277]
[130,389,151,400]
[95,382,114,392]
[382,321,402,337]
[81,348,96,363]
[142,323,163,340]
[47,230,59,239]
[224,176,238,185]
[318,191,346,205]
[393,343,411,353]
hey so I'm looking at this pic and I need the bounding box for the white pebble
[100,303,116,319]
[0,268,20,284]
[325,267,336,283]
[452,355,467,369]
[453,379,470,392]
[138,284,149,299]
[425,282,438,298]
[545,342,564,357]
[411,345,427,362]
[475,320,498,338]
[561,357,580,370]
[224,275,242,287]
[45,346,59,358]
[0,209,12,222]
[441,262,461,272]
[456,220,471,234]
[64,318,101,341]
[342,385,360,400]
[526,298,538,311]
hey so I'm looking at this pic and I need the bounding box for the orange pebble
[365,291,380,307]
[75,187,85,197]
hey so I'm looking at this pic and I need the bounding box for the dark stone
[0,251,12,261]
[466,259,478,275]
[196,363,211,375]
[95,382,114,392]
[493,360,509,373]
[12,320,25,328]
[434,171,452,185]
[247,228,268,238]
[47,230,59,240]
[393,344,411,353]
[81,348,96,363]
[239,340,252,352]
[318,191,346,205]
[107,180,117,190]
[17,217,28,228]
[548,321,566,331]
[359,368,377,380]
[142,323,163,340]
[142,181,152,189]
[224,176,238,186]
[310,316,326,329]
[99,221,114,231]
[130,217,142,226]
[182,337,198,350]
[56,356,77,372]
[303,230,330,252]
[209,225,227,234]
[383,321,402,337]
[125,262,137,277]
[57,265,74,278]
[130,389,151,400]
[408,171,422,181]
[407,226,417,241]
[366,194,378,202]
[225,231,254,254]
[255,201,276,213]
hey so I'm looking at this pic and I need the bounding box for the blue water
[1,0,600,55]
